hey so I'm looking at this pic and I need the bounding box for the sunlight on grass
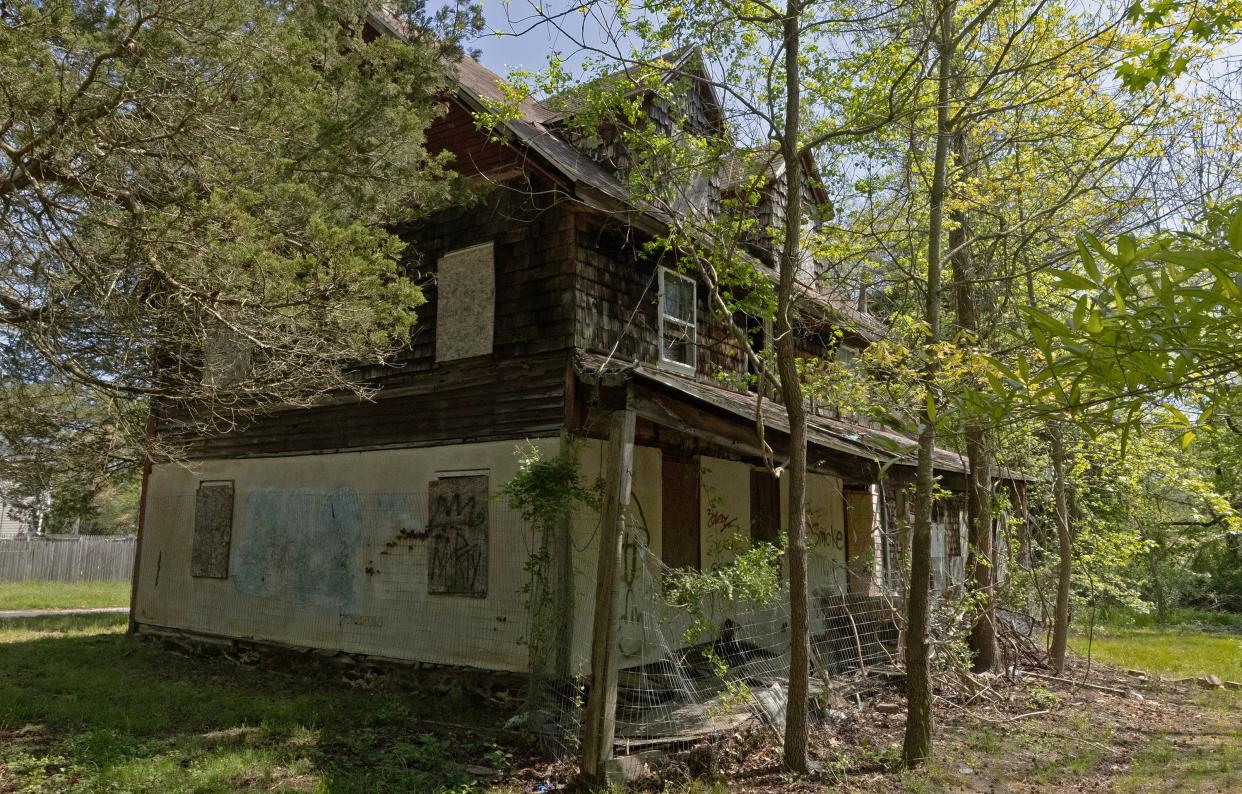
[1070,627,1242,682]
[1066,621,1242,793]
[0,580,131,611]
[0,613,127,643]
[1115,698,1242,793]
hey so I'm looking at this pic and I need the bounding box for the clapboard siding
[189,350,569,457]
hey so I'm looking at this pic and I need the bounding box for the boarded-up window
[435,242,495,362]
[191,481,235,578]
[934,497,963,557]
[427,475,489,596]
[750,469,780,545]
[662,455,701,569]
[845,488,876,595]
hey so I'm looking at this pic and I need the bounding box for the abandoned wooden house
[130,43,1025,681]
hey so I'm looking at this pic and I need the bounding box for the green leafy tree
[0,0,481,482]
[1016,201,1242,430]
[487,0,926,774]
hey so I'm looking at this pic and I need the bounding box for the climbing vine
[501,441,601,686]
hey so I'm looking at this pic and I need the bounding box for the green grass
[1068,618,1242,793]
[0,580,132,610]
[1114,684,1242,793]
[0,614,528,793]
[1070,625,1242,682]
[1118,722,1242,793]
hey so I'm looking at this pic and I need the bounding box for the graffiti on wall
[808,506,846,552]
[427,475,489,597]
[191,481,234,579]
[702,484,747,568]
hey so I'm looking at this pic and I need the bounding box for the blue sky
[470,0,613,77]
[471,0,563,74]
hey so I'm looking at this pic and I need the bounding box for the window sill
[656,358,697,377]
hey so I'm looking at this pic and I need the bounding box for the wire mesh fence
[0,535,136,583]
[528,529,906,757]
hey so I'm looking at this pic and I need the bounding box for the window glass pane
[662,319,694,365]
[663,272,694,322]
[660,268,696,368]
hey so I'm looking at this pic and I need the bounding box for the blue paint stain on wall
[233,487,362,610]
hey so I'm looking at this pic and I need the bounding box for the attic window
[658,267,697,372]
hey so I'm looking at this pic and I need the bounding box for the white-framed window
[658,267,697,372]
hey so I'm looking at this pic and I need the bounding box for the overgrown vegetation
[1,604,1239,792]
[665,535,785,643]
[500,441,600,713]
[490,0,1242,772]
[0,0,484,505]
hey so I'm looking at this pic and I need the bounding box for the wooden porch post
[580,404,636,784]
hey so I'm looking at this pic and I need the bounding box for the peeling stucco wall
[134,437,557,672]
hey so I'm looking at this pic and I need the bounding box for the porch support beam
[580,399,636,784]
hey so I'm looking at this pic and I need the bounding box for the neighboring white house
[0,486,47,539]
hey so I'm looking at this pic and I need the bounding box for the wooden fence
[0,536,136,583]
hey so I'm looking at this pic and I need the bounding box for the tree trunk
[948,127,998,673]
[903,0,954,768]
[777,0,810,773]
[1048,424,1072,674]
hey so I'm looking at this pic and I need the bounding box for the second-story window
[658,267,697,372]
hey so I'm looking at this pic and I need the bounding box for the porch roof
[576,352,1031,483]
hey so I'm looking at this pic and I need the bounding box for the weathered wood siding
[572,215,749,381]
[571,213,842,386]
[185,181,577,458]
[426,99,524,178]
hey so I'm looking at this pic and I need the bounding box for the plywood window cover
[435,241,495,363]
[937,496,964,557]
[426,473,490,597]
[191,480,235,579]
[658,266,697,374]
[661,456,701,570]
